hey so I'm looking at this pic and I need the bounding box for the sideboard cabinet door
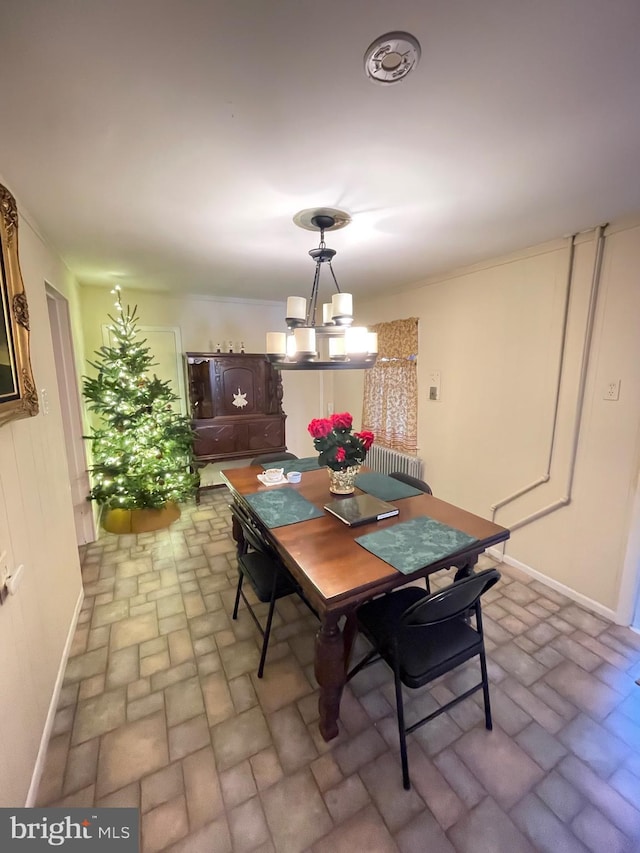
[186,353,286,463]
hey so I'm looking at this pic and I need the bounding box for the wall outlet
[603,380,621,401]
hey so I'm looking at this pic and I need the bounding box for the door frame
[46,284,96,545]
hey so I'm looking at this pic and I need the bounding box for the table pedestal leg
[315,613,346,741]
[342,611,358,674]
[453,560,475,582]
[454,559,478,623]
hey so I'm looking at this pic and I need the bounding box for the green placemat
[245,487,324,528]
[261,457,322,473]
[356,516,478,574]
[355,471,422,501]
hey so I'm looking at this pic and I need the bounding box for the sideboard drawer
[247,418,286,451]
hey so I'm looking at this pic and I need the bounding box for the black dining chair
[388,471,433,495]
[229,501,315,677]
[251,451,298,466]
[348,568,500,789]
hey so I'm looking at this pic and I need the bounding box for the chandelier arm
[327,261,341,293]
[307,260,322,327]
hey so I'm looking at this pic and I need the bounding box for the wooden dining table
[221,465,510,742]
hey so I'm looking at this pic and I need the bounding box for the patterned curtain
[362,317,418,454]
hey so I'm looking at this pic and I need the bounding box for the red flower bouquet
[307,412,374,471]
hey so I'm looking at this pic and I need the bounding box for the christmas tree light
[83,288,198,510]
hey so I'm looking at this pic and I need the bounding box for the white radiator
[367,444,424,478]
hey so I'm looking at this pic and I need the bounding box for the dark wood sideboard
[186,352,286,464]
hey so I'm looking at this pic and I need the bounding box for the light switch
[428,371,441,401]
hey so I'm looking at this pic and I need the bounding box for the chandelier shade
[266,210,377,370]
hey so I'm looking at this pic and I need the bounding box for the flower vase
[328,464,361,495]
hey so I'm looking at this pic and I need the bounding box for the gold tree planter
[102,501,181,534]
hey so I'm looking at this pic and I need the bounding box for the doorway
[46,284,95,545]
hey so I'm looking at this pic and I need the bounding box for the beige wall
[0,195,83,805]
[339,222,640,616]
[279,368,372,458]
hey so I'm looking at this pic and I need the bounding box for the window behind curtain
[362,317,418,454]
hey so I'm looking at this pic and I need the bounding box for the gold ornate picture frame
[0,182,38,426]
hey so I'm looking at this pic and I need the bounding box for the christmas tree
[83,287,198,510]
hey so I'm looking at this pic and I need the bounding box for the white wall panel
[0,199,82,805]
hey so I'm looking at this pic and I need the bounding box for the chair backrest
[251,451,298,466]
[388,471,433,495]
[402,568,500,628]
[228,502,276,557]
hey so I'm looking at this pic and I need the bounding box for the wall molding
[396,234,578,295]
[486,547,618,624]
[25,587,84,807]
[82,281,284,308]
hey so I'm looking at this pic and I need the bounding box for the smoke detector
[364,31,421,85]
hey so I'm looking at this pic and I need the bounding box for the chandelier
[266,209,378,370]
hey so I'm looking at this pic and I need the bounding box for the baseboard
[485,547,618,624]
[25,586,84,807]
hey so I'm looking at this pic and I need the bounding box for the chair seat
[358,587,483,688]
[352,568,499,789]
[388,471,432,495]
[230,498,317,679]
[251,452,298,466]
[238,551,298,602]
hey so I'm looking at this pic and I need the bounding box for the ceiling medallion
[364,31,421,85]
[292,207,351,232]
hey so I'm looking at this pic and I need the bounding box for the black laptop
[323,493,399,527]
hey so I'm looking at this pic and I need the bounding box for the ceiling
[1,0,639,303]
